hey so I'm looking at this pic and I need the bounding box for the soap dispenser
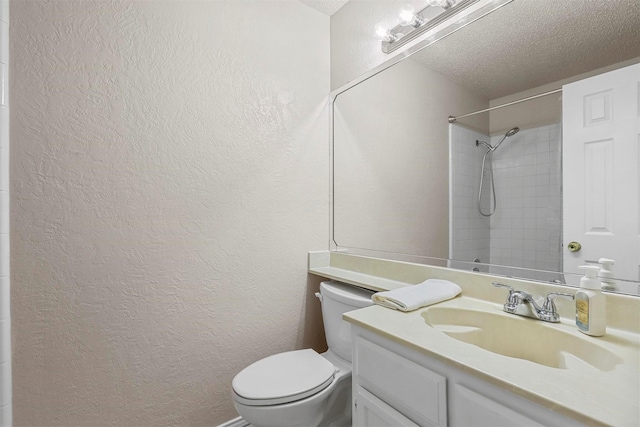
[576,265,606,337]
[598,258,616,291]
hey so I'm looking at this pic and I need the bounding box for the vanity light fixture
[376,0,513,54]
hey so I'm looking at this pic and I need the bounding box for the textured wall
[11,1,329,425]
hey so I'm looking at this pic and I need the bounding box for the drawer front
[354,336,447,427]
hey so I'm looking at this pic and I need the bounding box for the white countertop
[344,296,639,427]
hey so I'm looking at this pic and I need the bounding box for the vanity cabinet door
[450,384,544,427]
[353,336,447,427]
[354,386,420,427]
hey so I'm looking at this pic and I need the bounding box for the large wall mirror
[332,0,640,295]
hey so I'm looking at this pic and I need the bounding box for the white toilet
[231,281,373,427]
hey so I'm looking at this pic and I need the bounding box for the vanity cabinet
[351,325,585,427]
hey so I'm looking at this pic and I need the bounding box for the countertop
[309,251,640,427]
[344,296,639,427]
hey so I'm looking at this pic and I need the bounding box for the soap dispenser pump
[576,265,606,337]
[598,258,616,291]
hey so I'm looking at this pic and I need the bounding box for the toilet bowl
[231,281,373,427]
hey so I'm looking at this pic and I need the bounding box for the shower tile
[0,276,8,321]
[523,153,536,166]
[0,24,6,65]
[0,1,7,24]
[0,63,6,107]
[523,141,537,155]
[0,148,5,190]
[0,319,7,363]
[535,185,550,196]
[0,192,6,235]
[535,152,550,165]
[0,234,6,278]
[0,361,9,406]
[0,403,11,427]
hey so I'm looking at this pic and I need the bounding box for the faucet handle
[493,282,517,305]
[543,292,575,312]
[492,282,514,293]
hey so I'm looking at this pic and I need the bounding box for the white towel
[372,279,462,312]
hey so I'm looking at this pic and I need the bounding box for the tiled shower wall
[488,123,563,280]
[0,0,8,425]
[450,123,562,281]
[449,125,491,268]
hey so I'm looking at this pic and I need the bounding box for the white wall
[10,1,329,425]
[333,58,488,259]
[0,0,8,425]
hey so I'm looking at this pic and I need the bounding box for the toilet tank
[319,281,373,362]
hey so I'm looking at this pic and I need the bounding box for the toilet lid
[232,349,336,406]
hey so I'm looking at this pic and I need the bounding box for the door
[563,63,640,291]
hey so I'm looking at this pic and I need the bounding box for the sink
[422,305,623,371]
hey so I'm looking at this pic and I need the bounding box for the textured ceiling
[298,0,349,16]
[411,0,640,100]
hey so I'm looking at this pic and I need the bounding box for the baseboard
[217,416,250,427]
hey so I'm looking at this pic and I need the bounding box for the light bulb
[399,5,416,24]
[398,4,425,27]
[374,22,397,42]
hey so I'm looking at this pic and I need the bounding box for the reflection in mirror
[332,0,640,295]
[450,95,563,284]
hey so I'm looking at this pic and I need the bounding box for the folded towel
[372,279,461,312]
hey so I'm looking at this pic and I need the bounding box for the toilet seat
[232,349,336,406]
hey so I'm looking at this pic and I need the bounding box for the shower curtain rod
[448,88,563,123]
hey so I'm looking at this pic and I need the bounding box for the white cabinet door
[563,62,640,291]
[354,386,420,427]
[354,336,448,427]
[450,384,545,427]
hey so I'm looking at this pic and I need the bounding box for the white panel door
[563,63,640,291]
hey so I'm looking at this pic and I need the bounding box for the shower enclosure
[449,123,563,281]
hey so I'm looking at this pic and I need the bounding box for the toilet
[231,281,373,427]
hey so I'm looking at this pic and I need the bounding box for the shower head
[492,127,520,151]
[505,127,520,138]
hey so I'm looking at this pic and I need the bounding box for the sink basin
[422,305,623,371]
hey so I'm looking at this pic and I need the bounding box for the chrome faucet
[493,282,574,323]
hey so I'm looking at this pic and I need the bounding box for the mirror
[332,0,640,294]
